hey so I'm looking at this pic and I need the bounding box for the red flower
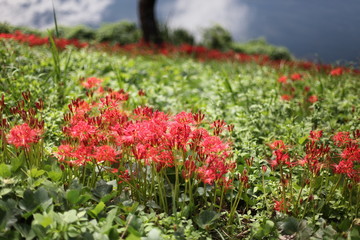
[330,67,343,76]
[309,130,323,141]
[81,77,103,89]
[333,132,351,147]
[93,145,118,163]
[277,76,287,83]
[281,94,292,101]
[308,95,318,103]
[68,120,97,142]
[269,140,287,151]
[7,123,42,148]
[333,160,359,182]
[290,73,302,81]
[269,150,290,168]
[174,111,195,124]
[138,89,146,96]
[274,199,288,212]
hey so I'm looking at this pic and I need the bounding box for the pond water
[1,0,359,64]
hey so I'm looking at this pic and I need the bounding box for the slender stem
[262,173,267,211]
[279,165,287,213]
[326,174,342,203]
[355,184,360,218]
[164,170,177,220]
[228,181,243,224]
[211,182,217,210]
[295,183,305,216]
[218,184,225,213]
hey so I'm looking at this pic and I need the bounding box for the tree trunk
[138,0,163,45]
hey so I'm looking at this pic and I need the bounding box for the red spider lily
[7,123,42,148]
[269,140,288,151]
[138,89,146,96]
[93,145,119,163]
[174,111,195,124]
[330,67,343,76]
[277,75,287,83]
[67,120,98,142]
[309,130,323,142]
[269,150,291,168]
[81,77,103,89]
[182,159,197,179]
[333,131,352,147]
[299,140,331,173]
[308,95,318,103]
[3,31,360,75]
[281,94,292,101]
[333,160,359,182]
[211,119,226,135]
[290,73,302,81]
[192,110,205,125]
[332,132,360,182]
[200,135,230,156]
[56,85,235,186]
[274,199,289,212]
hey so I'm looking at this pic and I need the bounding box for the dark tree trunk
[138,0,163,45]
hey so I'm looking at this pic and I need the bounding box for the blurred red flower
[7,123,42,148]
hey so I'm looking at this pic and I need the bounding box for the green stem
[211,183,217,210]
[228,181,243,224]
[218,184,225,213]
[262,173,267,211]
[355,184,360,218]
[280,165,287,213]
[326,174,342,203]
[164,170,177,219]
[157,169,168,213]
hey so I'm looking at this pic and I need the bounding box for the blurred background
[1,0,359,64]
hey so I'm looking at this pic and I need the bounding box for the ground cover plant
[0,28,359,239]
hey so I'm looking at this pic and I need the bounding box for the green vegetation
[0,31,359,239]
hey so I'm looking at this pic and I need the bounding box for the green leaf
[47,170,62,182]
[30,168,46,178]
[278,217,299,235]
[19,189,37,212]
[34,187,51,210]
[196,210,220,230]
[101,207,118,233]
[63,210,78,224]
[298,136,308,145]
[0,188,12,197]
[264,220,275,235]
[66,189,81,205]
[126,233,141,240]
[92,180,113,199]
[10,154,24,173]
[33,213,53,228]
[89,201,105,218]
[0,163,11,178]
[145,228,162,240]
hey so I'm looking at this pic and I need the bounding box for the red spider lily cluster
[0,31,88,49]
[269,130,359,214]
[1,31,359,75]
[54,78,236,186]
[332,130,360,181]
[277,73,319,103]
[1,92,44,149]
[330,67,344,76]
[0,92,45,168]
[269,130,360,182]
